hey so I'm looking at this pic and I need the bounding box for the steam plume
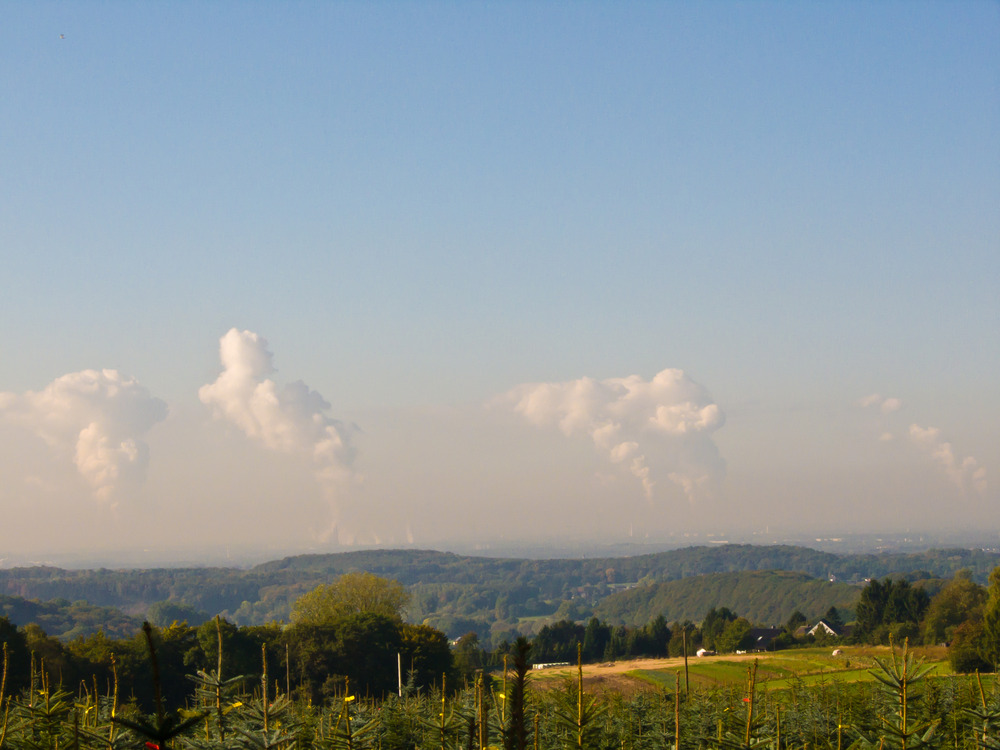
[909,423,987,495]
[496,368,725,501]
[199,328,357,496]
[0,369,167,502]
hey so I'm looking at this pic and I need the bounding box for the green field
[624,645,953,690]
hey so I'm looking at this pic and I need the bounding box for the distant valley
[1,543,996,643]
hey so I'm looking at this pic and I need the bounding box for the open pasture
[529,645,955,694]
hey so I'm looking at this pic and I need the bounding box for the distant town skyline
[1,2,997,557]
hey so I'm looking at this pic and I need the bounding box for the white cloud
[199,329,357,506]
[859,393,903,414]
[909,423,987,495]
[494,368,725,502]
[880,397,902,414]
[0,369,167,502]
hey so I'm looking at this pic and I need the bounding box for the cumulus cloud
[199,328,357,499]
[909,424,987,495]
[860,393,902,414]
[495,368,725,502]
[0,369,167,502]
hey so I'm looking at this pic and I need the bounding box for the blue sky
[1,2,997,557]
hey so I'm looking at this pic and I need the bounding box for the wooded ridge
[0,544,994,640]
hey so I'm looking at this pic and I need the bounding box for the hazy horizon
[2,3,997,558]
[4,527,1000,574]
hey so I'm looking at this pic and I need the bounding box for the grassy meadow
[528,644,957,692]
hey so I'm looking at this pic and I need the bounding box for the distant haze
[0,3,997,558]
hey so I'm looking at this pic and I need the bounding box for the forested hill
[0,544,996,639]
[0,594,141,640]
[252,544,1000,585]
[593,571,862,627]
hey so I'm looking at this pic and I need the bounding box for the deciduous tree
[921,569,985,645]
[979,566,1000,668]
[701,607,738,650]
[716,617,753,653]
[290,572,409,625]
[400,622,454,690]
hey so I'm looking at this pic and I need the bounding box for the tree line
[2,564,999,722]
[482,567,1000,673]
[0,573,454,712]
